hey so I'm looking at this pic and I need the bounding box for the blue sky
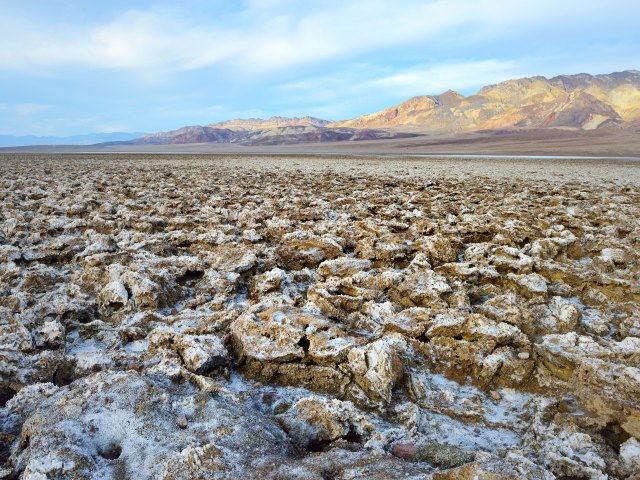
[1,0,639,136]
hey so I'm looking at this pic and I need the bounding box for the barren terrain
[1,154,639,479]
[4,124,640,158]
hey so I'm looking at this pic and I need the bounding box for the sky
[1,0,639,136]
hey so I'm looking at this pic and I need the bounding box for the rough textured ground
[1,154,639,479]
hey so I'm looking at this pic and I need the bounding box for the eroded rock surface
[1,154,639,479]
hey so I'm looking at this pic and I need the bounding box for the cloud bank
[0,0,638,134]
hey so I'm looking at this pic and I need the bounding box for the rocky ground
[1,154,639,479]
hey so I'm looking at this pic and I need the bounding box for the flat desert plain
[1,154,639,479]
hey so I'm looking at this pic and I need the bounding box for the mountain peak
[435,90,465,108]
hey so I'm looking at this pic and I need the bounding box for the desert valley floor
[1,154,639,479]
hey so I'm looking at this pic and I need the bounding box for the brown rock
[392,442,418,459]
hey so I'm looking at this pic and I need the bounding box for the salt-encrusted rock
[278,396,373,449]
[148,329,228,373]
[432,453,553,480]
[177,335,228,373]
[208,244,257,273]
[619,437,640,471]
[395,269,451,307]
[530,296,581,335]
[382,307,430,337]
[306,329,360,365]
[419,234,460,264]
[10,372,294,480]
[508,273,548,297]
[307,285,364,320]
[120,271,160,309]
[317,257,372,278]
[0,383,59,438]
[491,246,534,273]
[275,237,342,270]
[347,334,407,402]
[231,306,328,362]
[535,333,640,437]
[524,420,608,480]
[0,314,33,352]
[35,320,65,348]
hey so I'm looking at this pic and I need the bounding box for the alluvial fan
[0,154,639,479]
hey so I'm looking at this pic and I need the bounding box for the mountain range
[330,71,640,131]
[108,70,639,147]
[4,70,639,148]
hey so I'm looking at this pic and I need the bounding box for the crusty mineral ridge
[1,154,639,479]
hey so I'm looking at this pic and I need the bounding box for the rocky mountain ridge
[331,70,640,131]
[118,70,640,146]
[124,125,417,146]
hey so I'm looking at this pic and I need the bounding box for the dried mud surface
[1,154,639,479]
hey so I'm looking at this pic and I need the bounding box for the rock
[121,271,161,309]
[278,396,372,450]
[531,296,581,335]
[419,234,460,264]
[97,281,129,310]
[317,257,372,278]
[347,334,407,402]
[307,286,364,320]
[177,415,188,429]
[9,372,294,479]
[275,237,343,270]
[414,442,475,468]
[36,320,65,348]
[208,245,257,273]
[231,306,329,362]
[433,453,553,479]
[620,437,640,470]
[525,420,608,480]
[148,329,228,373]
[392,442,418,459]
[306,330,359,365]
[508,273,548,297]
[396,269,451,307]
[382,307,430,337]
[177,335,228,373]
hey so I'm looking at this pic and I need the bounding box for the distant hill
[0,132,146,148]
[108,125,417,146]
[329,70,640,131]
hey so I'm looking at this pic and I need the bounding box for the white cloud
[369,60,524,97]
[272,59,527,120]
[0,0,637,74]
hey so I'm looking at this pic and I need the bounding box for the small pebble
[490,390,502,401]
[127,361,144,372]
[177,415,188,429]
[391,442,417,459]
[518,352,530,360]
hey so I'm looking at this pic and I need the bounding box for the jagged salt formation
[1,155,639,479]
